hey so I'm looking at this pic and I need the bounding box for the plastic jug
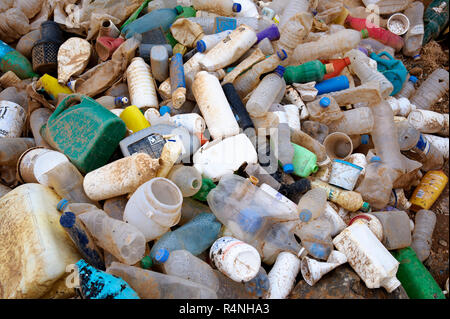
[40,94,127,174]
[291,143,319,178]
[369,51,408,96]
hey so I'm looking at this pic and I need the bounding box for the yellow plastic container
[36,74,73,100]
[120,105,151,133]
[410,170,448,212]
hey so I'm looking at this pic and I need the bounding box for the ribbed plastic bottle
[192,0,241,16]
[291,29,363,65]
[403,2,425,58]
[279,0,310,28]
[126,57,158,109]
[276,11,312,60]
[411,209,436,262]
[246,66,286,117]
[396,75,418,99]
[344,49,393,98]
[410,68,449,110]
[150,45,169,82]
[328,107,374,136]
[284,60,334,85]
[167,165,202,197]
[306,96,343,126]
[296,188,327,223]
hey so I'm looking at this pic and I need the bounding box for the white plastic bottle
[150,45,169,82]
[333,222,401,292]
[424,134,449,160]
[408,109,449,136]
[196,30,233,53]
[277,11,312,61]
[266,252,300,299]
[411,209,436,262]
[167,164,202,197]
[279,0,310,28]
[192,71,240,140]
[327,107,374,136]
[403,2,425,58]
[396,75,418,99]
[192,0,242,16]
[123,177,183,242]
[126,57,158,109]
[234,0,259,18]
[410,68,449,110]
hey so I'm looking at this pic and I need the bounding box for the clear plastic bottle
[411,209,436,262]
[244,163,282,190]
[106,262,218,298]
[246,66,286,117]
[369,211,412,250]
[270,108,295,174]
[279,0,310,28]
[256,37,275,56]
[196,30,233,53]
[277,11,312,60]
[306,96,343,126]
[298,215,334,260]
[150,45,169,82]
[192,0,241,16]
[167,164,202,197]
[403,2,425,58]
[291,29,363,65]
[396,75,418,99]
[344,49,394,98]
[296,188,327,223]
[327,107,374,135]
[410,68,449,110]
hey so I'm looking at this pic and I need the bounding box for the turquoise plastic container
[369,51,408,96]
[40,94,127,174]
[291,143,319,177]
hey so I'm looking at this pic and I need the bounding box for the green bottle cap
[175,5,184,14]
[192,178,216,201]
[140,255,153,269]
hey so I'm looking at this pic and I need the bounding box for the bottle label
[409,24,424,35]
[413,134,431,156]
[214,17,236,33]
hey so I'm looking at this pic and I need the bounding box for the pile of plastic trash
[0,0,449,300]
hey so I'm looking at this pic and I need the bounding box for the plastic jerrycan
[369,51,408,96]
[40,94,127,174]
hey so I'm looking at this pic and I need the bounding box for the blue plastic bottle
[315,75,350,95]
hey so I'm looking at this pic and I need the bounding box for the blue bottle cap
[277,49,288,61]
[60,211,76,228]
[299,209,312,222]
[57,198,69,212]
[370,156,381,163]
[196,40,206,53]
[274,65,285,77]
[319,97,331,108]
[283,163,294,174]
[409,75,418,84]
[232,3,242,12]
[154,249,169,263]
[413,54,421,60]
[159,105,171,116]
[361,134,370,145]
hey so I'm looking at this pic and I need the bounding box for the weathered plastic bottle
[279,0,310,28]
[266,252,300,299]
[344,49,393,98]
[246,66,286,117]
[298,216,334,260]
[167,165,202,197]
[0,137,35,167]
[126,57,158,109]
[333,223,402,292]
[423,0,450,45]
[291,29,363,65]
[106,262,217,298]
[424,134,449,160]
[410,68,449,110]
[297,188,327,223]
[196,30,233,53]
[29,108,52,148]
[411,209,436,262]
[291,143,319,178]
[328,107,374,136]
[0,40,38,79]
[396,75,418,99]
[149,212,222,260]
[150,45,169,82]
[179,197,212,225]
[192,0,241,16]
[95,96,129,110]
[270,110,295,174]
[410,170,448,212]
[408,109,449,136]
[403,2,425,58]
[277,11,313,60]
[360,38,396,57]
[306,96,343,126]
[369,211,412,250]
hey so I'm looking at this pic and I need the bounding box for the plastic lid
[361,29,369,39]
[299,209,312,222]
[274,65,285,77]
[175,5,184,14]
[154,249,169,263]
[283,163,294,174]
[370,156,381,163]
[361,202,370,212]
[232,3,242,12]
[319,97,331,108]
[277,49,288,61]
[57,199,69,212]
[361,134,370,145]
[140,256,153,269]
[409,75,418,83]
[159,105,171,116]
[196,40,206,53]
[59,211,76,228]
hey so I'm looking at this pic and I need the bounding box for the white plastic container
[123,177,183,242]
[327,107,374,135]
[328,159,363,191]
[0,101,26,138]
[266,252,301,299]
[387,96,416,117]
[210,236,261,282]
[333,222,401,293]
[410,68,449,110]
[192,71,239,140]
[408,109,449,136]
[193,133,258,181]
[126,57,158,109]
[424,134,449,160]
[83,153,160,201]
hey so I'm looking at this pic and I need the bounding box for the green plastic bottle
[423,0,449,45]
[283,60,333,85]
[392,247,445,299]
[291,143,319,178]
[0,40,38,79]
[192,177,216,201]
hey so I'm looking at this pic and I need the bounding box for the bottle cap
[299,209,312,222]
[140,256,153,269]
[361,29,369,39]
[232,3,242,12]
[154,249,169,263]
[57,199,69,212]
[325,63,335,74]
[196,40,207,53]
[59,211,76,228]
[283,163,294,174]
[159,105,171,116]
[409,75,418,83]
[319,97,331,108]
[370,156,381,163]
[115,96,128,106]
[361,202,370,212]
[274,65,285,77]
[277,49,288,61]
[361,134,370,145]
[413,54,421,60]
[175,5,184,14]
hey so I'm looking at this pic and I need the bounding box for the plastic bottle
[423,0,450,45]
[170,53,187,108]
[122,7,183,38]
[408,109,449,136]
[266,252,300,299]
[424,134,449,160]
[410,68,449,110]
[411,209,436,262]
[126,57,158,109]
[222,82,255,134]
[322,57,351,80]
[167,165,202,197]
[276,11,313,60]
[291,29,363,65]
[199,25,257,71]
[95,96,129,110]
[279,0,310,28]
[403,2,425,58]
[192,177,217,202]
[0,40,37,79]
[149,212,222,260]
[257,37,275,56]
[284,60,334,85]
[344,49,393,98]
[369,211,412,250]
[196,30,233,53]
[396,75,418,99]
[246,66,286,117]
[150,45,169,82]
[328,107,374,136]
[270,110,295,174]
[297,188,327,223]
[291,143,319,178]
[298,216,334,260]
[359,38,396,57]
[192,71,239,140]
[306,96,343,126]
[192,0,241,16]
[106,262,217,298]
[409,170,448,212]
[333,223,401,292]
